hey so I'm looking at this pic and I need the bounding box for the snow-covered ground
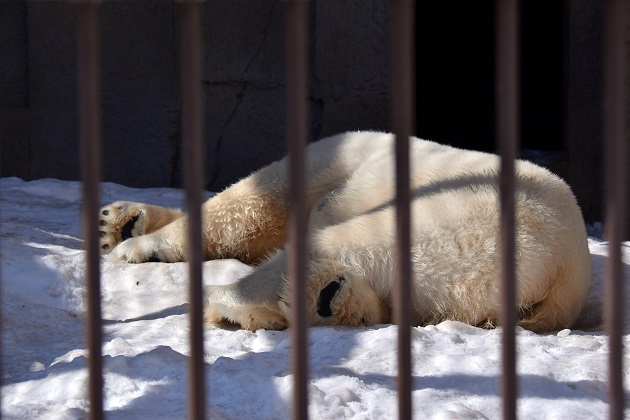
[1,177,629,419]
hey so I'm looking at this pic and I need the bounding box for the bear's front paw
[98,201,147,255]
[109,234,178,263]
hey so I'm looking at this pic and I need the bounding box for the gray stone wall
[0,1,29,180]
[1,0,392,192]
[199,0,391,191]
[567,0,604,225]
[566,0,630,230]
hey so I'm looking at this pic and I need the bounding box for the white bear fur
[104,131,592,332]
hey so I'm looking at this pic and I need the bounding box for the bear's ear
[317,277,344,317]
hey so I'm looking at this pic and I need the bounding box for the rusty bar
[495,0,520,419]
[76,1,104,419]
[603,0,627,418]
[178,1,206,419]
[391,0,414,418]
[285,0,309,419]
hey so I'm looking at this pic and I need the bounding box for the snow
[1,176,629,419]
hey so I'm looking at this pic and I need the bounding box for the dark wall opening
[415,0,565,152]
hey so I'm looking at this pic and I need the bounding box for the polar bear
[99,131,592,332]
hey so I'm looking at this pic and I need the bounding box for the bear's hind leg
[99,201,184,254]
[204,250,289,330]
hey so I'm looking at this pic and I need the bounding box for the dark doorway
[415,0,565,152]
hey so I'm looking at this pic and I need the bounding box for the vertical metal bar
[495,1,520,419]
[285,1,309,419]
[603,0,627,418]
[179,1,206,419]
[77,1,104,419]
[391,0,414,419]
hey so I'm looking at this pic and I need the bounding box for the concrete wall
[566,0,630,230]
[198,0,391,190]
[567,0,604,225]
[1,0,392,192]
[1,0,628,230]
[0,1,29,180]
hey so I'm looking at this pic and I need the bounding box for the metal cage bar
[76,1,104,419]
[495,0,520,419]
[178,1,207,419]
[391,0,415,418]
[285,1,310,419]
[603,0,627,418]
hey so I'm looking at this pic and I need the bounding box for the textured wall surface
[0,1,29,179]
[0,0,393,192]
[566,0,630,227]
[567,0,604,224]
[0,0,628,228]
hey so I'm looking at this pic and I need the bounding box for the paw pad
[121,215,141,241]
[317,277,344,317]
[97,202,145,255]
